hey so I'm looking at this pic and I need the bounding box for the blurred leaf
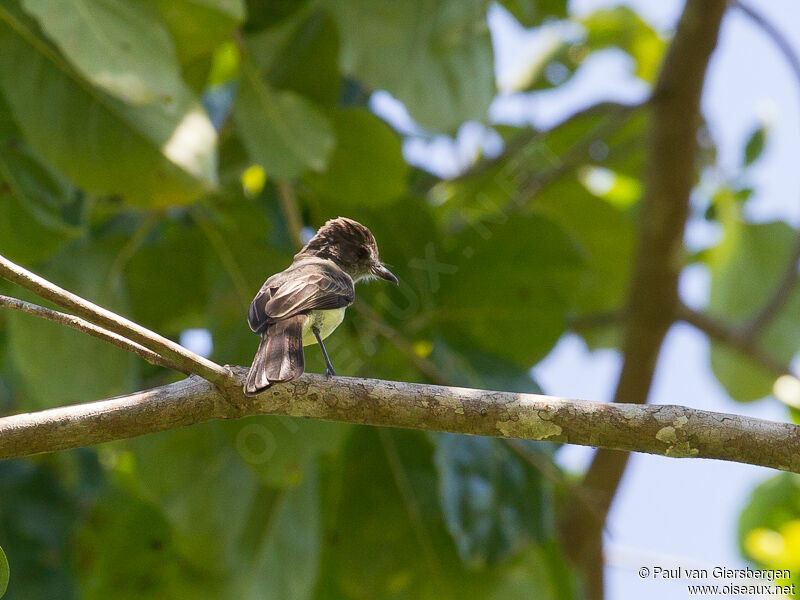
[744,124,767,167]
[243,0,309,31]
[0,3,217,206]
[233,54,334,178]
[536,179,635,317]
[434,434,554,567]
[315,427,479,598]
[581,7,664,82]
[431,342,545,394]
[123,422,258,574]
[146,0,245,62]
[5,242,136,409]
[0,141,83,264]
[315,427,571,599]
[74,487,220,599]
[248,8,341,106]
[497,0,567,27]
[437,213,585,365]
[233,463,321,600]
[739,473,800,583]
[0,459,81,599]
[122,216,209,333]
[708,219,800,401]
[221,416,349,487]
[21,0,184,105]
[323,0,494,131]
[304,108,407,206]
[0,545,7,599]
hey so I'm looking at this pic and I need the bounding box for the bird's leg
[312,326,337,378]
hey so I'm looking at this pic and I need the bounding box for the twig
[276,180,304,251]
[353,300,450,384]
[514,104,639,205]
[415,101,641,196]
[2,369,800,471]
[734,0,800,337]
[0,254,232,388]
[677,303,790,377]
[567,311,621,332]
[0,295,188,374]
[189,204,251,308]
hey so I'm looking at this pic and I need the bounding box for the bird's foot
[324,366,337,379]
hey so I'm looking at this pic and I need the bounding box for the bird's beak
[373,264,399,285]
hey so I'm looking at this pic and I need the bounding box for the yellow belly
[302,307,346,346]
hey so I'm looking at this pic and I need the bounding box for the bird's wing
[247,261,355,333]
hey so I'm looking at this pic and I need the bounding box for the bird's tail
[243,315,307,396]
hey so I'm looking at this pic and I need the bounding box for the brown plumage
[244,217,398,396]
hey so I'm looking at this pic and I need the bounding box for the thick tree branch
[560,0,728,592]
[1,369,800,471]
[0,295,187,374]
[0,254,232,388]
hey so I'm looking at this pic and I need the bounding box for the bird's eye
[358,247,369,260]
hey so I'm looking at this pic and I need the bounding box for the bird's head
[297,217,398,284]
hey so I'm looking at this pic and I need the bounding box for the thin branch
[560,1,729,593]
[276,179,304,251]
[734,1,800,83]
[677,303,791,377]
[0,254,232,388]
[415,101,641,197]
[353,300,450,385]
[513,104,638,206]
[189,204,251,309]
[734,0,800,337]
[1,369,800,471]
[0,295,187,374]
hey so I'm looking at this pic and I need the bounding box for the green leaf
[122,216,209,333]
[0,3,217,206]
[0,545,8,599]
[233,54,334,178]
[21,0,185,105]
[315,427,571,599]
[234,463,321,600]
[0,459,83,599]
[221,416,349,487]
[323,0,495,131]
[437,213,585,365]
[581,7,665,82]
[744,124,767,166]
[248,8,341,106]
[315,428,477,598]
[146,0,245,62]
[708,220,800,401]
[739,473,800,576]
[122,422,259,573]
[497,0,568,27]
[0,141,83,264]
[535,179,635,316]
[243,0,310,31]
[435,434,554,567]
[74,486,221,599]
[304,108,407,206]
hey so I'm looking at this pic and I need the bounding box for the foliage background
[0,0,798,598]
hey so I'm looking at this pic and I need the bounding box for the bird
[243,217,398,396]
